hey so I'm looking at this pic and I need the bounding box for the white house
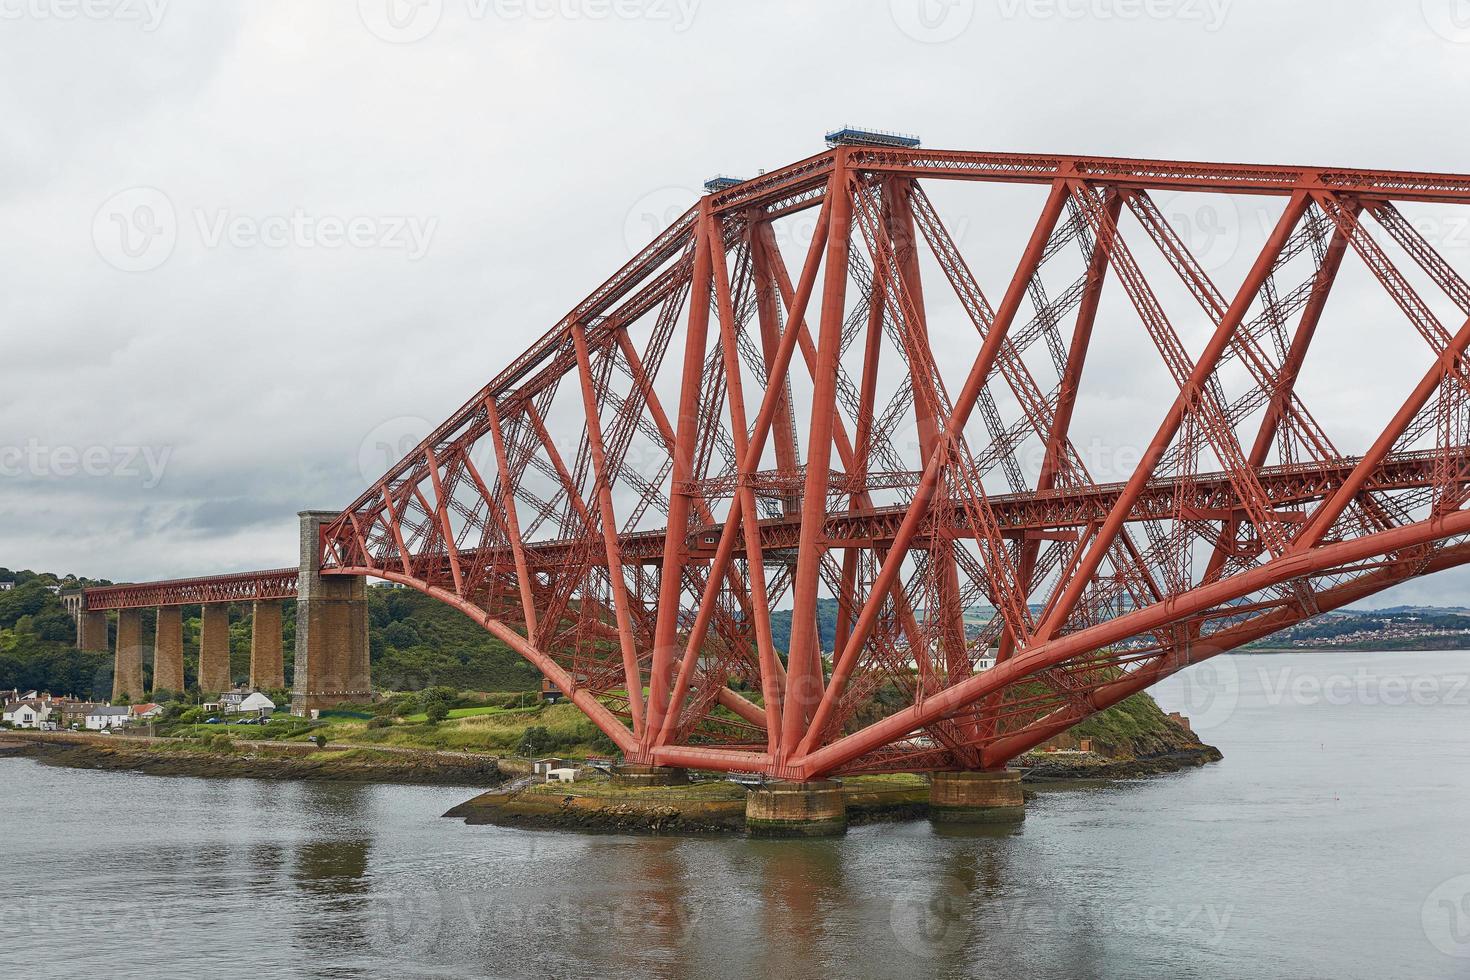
[130,703,164,720]
[0,581,13,591]
[234,692,275,717]
[85,706,131,731]
[546,767,577,784]
[3,702,51,729]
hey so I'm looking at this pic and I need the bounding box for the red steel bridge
[84,139,1470,782]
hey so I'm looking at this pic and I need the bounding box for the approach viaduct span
[73,138,1470,819]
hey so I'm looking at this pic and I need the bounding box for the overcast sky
[2,0,1468,607]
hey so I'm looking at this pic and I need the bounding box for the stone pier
[78,609,109,652]
[250,599,285,691]
[745,780,847,837]
[112,609,145,702]
[198,604,232,695]
[929,770,1026,824]
[291,510,370,716]
[612,764,689,787]
[152,607,185,694]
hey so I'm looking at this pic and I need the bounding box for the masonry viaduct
[64,512,368,715]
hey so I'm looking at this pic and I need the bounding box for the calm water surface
[7,650,1470,979]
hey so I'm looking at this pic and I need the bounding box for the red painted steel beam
[84,568,299,611]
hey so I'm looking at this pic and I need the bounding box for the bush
[365,717,392,730]
[425,700,450,724]
[312,733,329,749]
[517,725,555,757]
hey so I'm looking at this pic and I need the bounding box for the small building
[546,768,577,784]
[533,758,567,778]
[0,581,13,591]
[85,706,131,731]
[3,702,51,729]
[130,703,164,721]
[58,702,103,727]
[219,690,251,712]
[235,692,275,717]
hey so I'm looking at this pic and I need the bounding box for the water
[6,650,1470,979]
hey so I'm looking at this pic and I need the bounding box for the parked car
[204,717,222,724]
[98,729,112,735]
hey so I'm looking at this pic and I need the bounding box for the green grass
[1070,692,1173,742]
[524,778,745,801]
[398,705,539,724]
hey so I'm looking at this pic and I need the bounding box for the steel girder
[295,145,1470,778]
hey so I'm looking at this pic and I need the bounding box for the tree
[425,699,449,724]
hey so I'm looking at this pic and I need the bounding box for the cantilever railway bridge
[83,139,1470,781]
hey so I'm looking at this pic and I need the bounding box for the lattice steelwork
[316,144,1470,779]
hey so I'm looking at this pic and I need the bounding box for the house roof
[88,706,131,717]
[239,692,275,710]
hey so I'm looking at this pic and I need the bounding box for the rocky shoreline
[1,724,1223,835]
[0,735,506,787]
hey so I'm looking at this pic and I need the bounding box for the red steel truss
[83,568,299,610]
[312,144,1470,779]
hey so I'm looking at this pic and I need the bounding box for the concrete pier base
[745,780,847,838]
[152,607,185,694]
[112,609,145,702]
[78,610,109,653]
[250,599,285,691]
[198,604,232,695]
[612,764,689,787]
[291,510,370,715]
[929,770,1026,824]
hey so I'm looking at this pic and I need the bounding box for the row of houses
[2,691,163,731]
